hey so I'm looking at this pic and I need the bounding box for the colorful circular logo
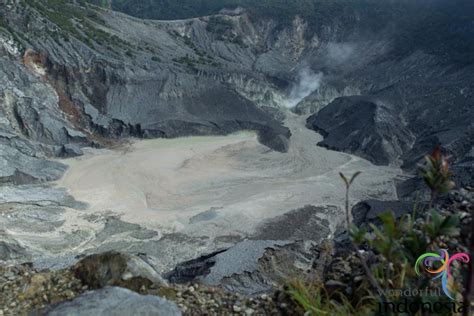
[415,249,470,300]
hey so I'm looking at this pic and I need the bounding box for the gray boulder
[74,252,168,291]
[42,287,181,316]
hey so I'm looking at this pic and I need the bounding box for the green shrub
[288,147,468,315]
[419,145,456,208]
[287,279,363,315]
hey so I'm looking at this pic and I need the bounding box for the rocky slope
[306,95,414,166]
[0,251,293,315]
[2,0,298,155]
[1,0,471,187]
[95,0,473,185]
[0,0,473,313]
[0,0,368,261]
[303,0,474,187]
[0,0,306,268]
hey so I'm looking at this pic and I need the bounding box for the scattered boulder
[0,265,84,315]
[24,273,50,299]
[55,144,84,158]
[42,287,181,316]
[73,252,168,292]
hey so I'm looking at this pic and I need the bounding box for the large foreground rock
[73,252,168,291]
[42,287,181,316]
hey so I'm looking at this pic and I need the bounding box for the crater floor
[47,113,401,270]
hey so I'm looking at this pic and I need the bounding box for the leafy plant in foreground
[288,146,466,315]
[340,172,385,301]
[287,279,364,316]
[419,145,455,209]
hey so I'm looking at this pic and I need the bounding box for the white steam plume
[284,68,323,108]
[326,42,355,65]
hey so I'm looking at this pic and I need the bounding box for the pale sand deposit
[55,114,402,245]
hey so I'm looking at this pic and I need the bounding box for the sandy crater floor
[55,114,401,243]
[0,114,404,270]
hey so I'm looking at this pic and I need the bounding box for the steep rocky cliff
[0,0,474,314]
[1,1,298,156]
[0,0,473,301]
[302,0,474,186]
[2,0,472,187]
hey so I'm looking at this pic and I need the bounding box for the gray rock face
[0,141,67,184]
[166,240,290,286]
[1,0,472,186]
[0,56,87,148]
[199,240,291,286]
[166,205,338,296]
[0,55,89,185]
[252,205,334,241]
[42,287,181,316]
[210,240,327,296]
[306,96,415,166]
[0,182,89,265]
[0,185,85,209]
[167,238,335,296]
[305,45,474,184]
[1,5,295,154]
